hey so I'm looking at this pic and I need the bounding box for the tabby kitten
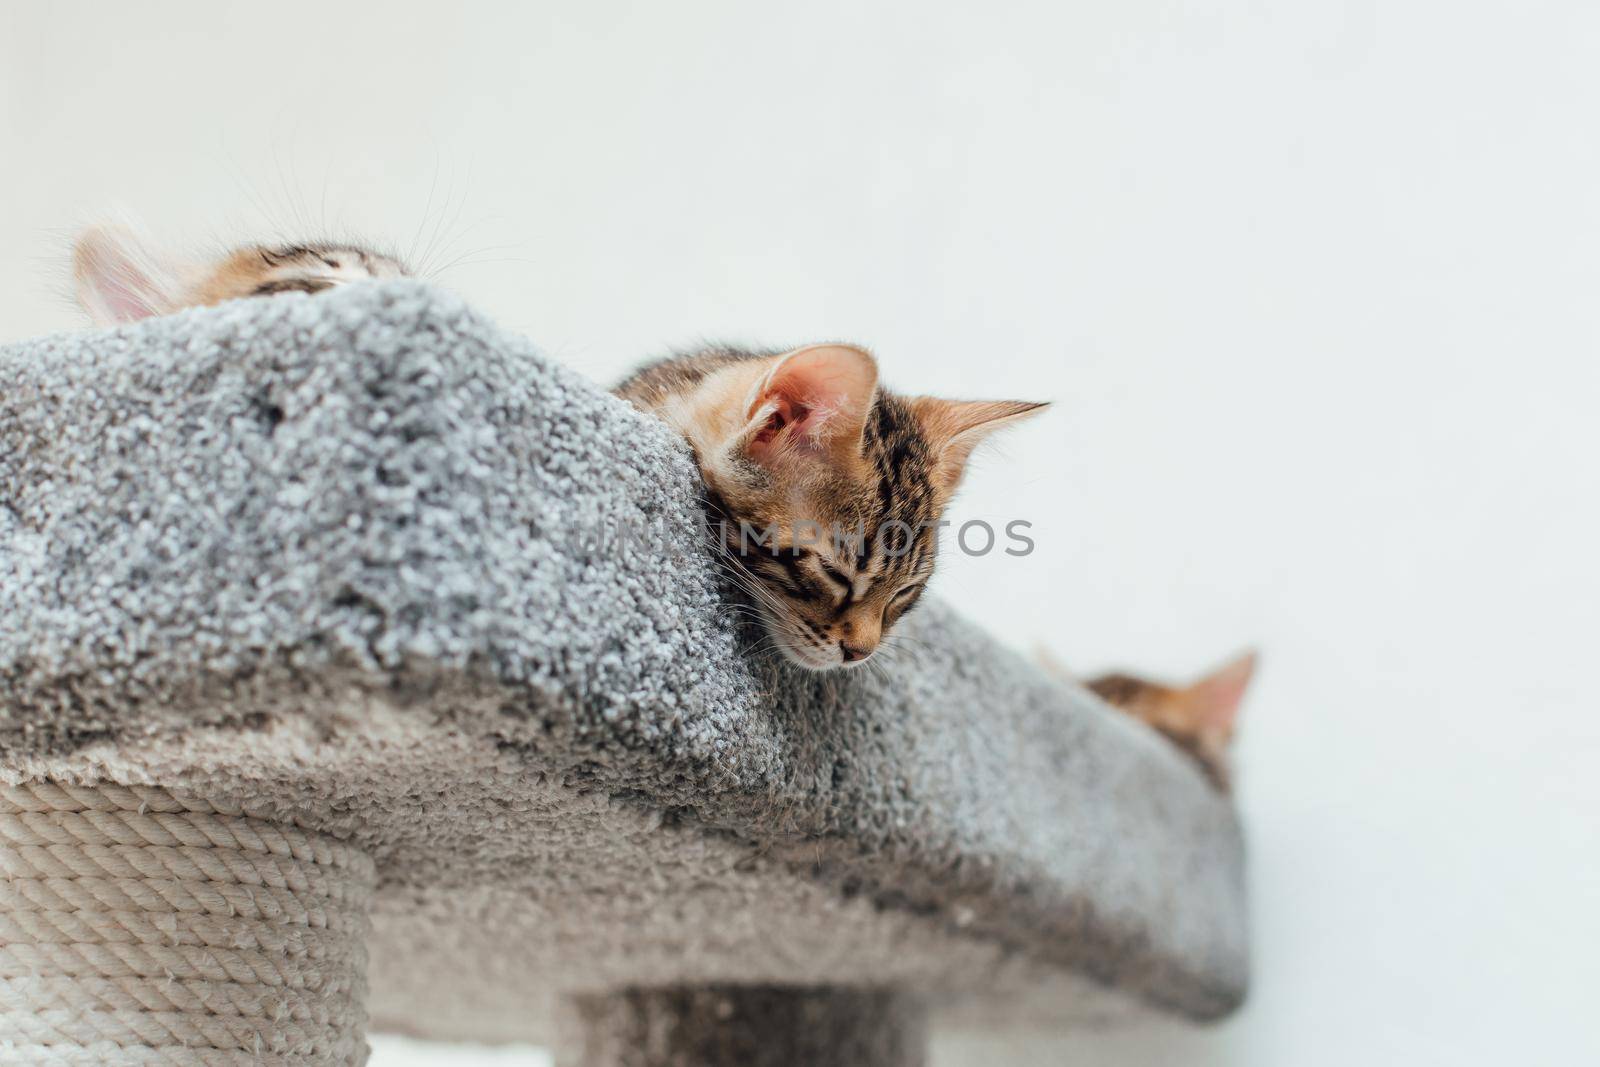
[71,224,407,326]
[616,347,1045,669]
[1043,650,1258,791]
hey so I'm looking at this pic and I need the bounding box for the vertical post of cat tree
[560,986,928,1067]
[0,781,376,1066]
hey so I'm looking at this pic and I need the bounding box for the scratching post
[0,783,375,1066]
[1,281,1249,1057]
[562,987,927,1067]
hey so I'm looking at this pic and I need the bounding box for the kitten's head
[1089,650,1257,790]
[71,224,407,326]
[685,343,1045,670]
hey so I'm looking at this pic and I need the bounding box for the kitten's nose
[840,642,873,663]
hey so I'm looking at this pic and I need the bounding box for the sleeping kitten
[615,348,1045,668]
[1042,649,1257,791]
[71,226,1048,671]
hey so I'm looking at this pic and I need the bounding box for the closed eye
[891,584,922,604]
[816,558,851,589]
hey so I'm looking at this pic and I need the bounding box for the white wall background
[4,2,1597,1063]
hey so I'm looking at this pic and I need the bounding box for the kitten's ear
[907,397,1049,494]
[1182,649,1258,740]
[72,224,185,327]
[741,344,879,466]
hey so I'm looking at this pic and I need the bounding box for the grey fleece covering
[0,281,1248,1042]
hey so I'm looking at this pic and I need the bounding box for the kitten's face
[668,344,1044,670]
[71,225,407,326]
[707,446,938,669]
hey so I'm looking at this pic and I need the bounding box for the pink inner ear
[746,345,877,462]
[97,272,162,323]
[1192,652,1258,734]
[73,225,177,326]
[751,394,823,453]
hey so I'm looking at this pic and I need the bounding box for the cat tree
[0,283,1248,1065]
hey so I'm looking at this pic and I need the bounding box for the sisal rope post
[0,781,377,1066]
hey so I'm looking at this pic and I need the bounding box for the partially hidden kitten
[71,226,1048,671]
[71,224,406,326]
[1042,649,1258,791]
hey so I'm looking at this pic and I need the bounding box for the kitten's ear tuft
[1185,649,1258,739]
[742,344,879,465]
[72,224,184,327]
[908,397,1049,493]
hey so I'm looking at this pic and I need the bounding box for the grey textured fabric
[0,281,1248,1045]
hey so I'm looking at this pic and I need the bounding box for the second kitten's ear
[740,344,879,467]
[907,396,1049,494]
[72,224,185,327]
[1183,650,1259,740]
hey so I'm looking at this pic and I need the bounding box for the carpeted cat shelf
[0,283,1248,1066]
